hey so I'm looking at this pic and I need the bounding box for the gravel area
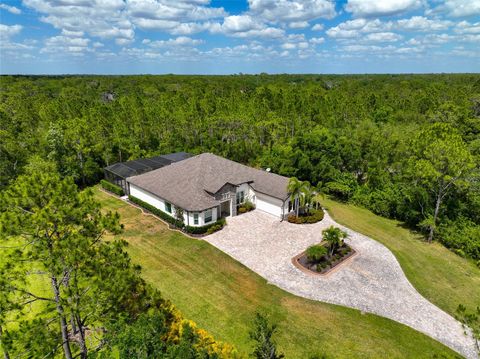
[204,210,478,359]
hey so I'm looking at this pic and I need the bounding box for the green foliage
[287,208,325,224]
[185,218,226,235]
[129,195,184,228]
[249,313,284,359]
[1,74,479,260]
[438,219,480,261]
[322,226,348,258]
[101,179,125,196]
[306,245,328,262]
[0,172,144,358]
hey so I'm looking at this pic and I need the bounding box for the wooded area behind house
[1,74,479,261]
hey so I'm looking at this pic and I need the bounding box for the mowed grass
[322,197,480,317]
[95,187,459,358]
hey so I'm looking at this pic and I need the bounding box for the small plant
[322,226,348,259]
[250,313,284,359]
[306,245,327,262]
[238,207,247,214]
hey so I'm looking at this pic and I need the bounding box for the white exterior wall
[185,208,217,227]
[255,192,286,218]
[236,183,255,204]
[130,184,217,227]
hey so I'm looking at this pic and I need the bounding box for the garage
[255,193,286,218]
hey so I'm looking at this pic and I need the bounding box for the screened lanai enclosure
[104,152,192,195]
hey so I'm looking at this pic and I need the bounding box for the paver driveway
[204,210,478,359]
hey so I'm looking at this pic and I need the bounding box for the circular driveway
[204,210,477,359]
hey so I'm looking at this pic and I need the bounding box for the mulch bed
[293,244,357,275]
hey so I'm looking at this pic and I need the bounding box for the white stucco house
[126,153,292,227]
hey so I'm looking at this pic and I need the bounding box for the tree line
[1,74,479,261]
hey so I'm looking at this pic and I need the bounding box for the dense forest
[1,74,479,262]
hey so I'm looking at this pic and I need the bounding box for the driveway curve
[204,210,477,359]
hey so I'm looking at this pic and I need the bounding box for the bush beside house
[287,208,324,224]
[129,195,226,235]
[101,179,124,196]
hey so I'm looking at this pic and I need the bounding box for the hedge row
[101,179,124,196]
[287,208,325,224]
[129,195,184,228]
[185,217,226,235]
[129,195,226,235]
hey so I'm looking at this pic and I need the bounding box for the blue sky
[0,0,479,74]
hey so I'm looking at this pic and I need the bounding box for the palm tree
[312,181,326,210]
[322,226,348,258]
[287,177,303,217]
[299,181,313,215]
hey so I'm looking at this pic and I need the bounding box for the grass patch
[95,187,460,358]
[322,197,480,316]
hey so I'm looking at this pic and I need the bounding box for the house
[127,153,292,227]
[103,152,192,195]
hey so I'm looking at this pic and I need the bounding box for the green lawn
[322,198,480,317]
[95,187,460,358]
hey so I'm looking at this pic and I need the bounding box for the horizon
[1,0,480,74]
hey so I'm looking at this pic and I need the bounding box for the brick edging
[291,245,359,277]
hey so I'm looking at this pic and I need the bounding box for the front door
[220,200,231,218]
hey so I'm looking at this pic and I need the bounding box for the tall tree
[0,172,146,358]
[408,123,475,242]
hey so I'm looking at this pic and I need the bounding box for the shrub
[101,179,124,196]
[185,218,226,235]
[243,200,255,211]
[306,245,327,262]
[129,195,184,228]
[206,224,222,235]
[437,218,480,261]
[238,207,247,214]
[287,208,324,224]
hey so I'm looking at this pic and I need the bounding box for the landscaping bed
[287,208,324,224]
[294,243,356,275]
[128,195,226,236]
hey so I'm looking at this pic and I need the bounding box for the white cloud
[455,21,480,34]
[248,0,336,25]
[0,24,22,40]
[41,35,91,55]
[310,37,325,44]
[396,16,452,31]
[147,36,204,47]
[345,0,424,17]
[327,16,453,41]
[127,0,226,34]
[311,23,324,31]
[326,18,390,38]
[24,0,135,43]
[289,21,309,29]
[0,3,22,14]
[61,29,85,37]
[364,32,402,42]
[211,15,285,38]
[427,0,480,17]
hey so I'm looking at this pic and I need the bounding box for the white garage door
[255,193,283,218]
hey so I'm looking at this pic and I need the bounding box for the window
[193,213,199,225]
[236,191,245,205]
[165,202,172,213]
[204,209,212,223]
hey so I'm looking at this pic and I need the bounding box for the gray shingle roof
[127,153,289,211]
